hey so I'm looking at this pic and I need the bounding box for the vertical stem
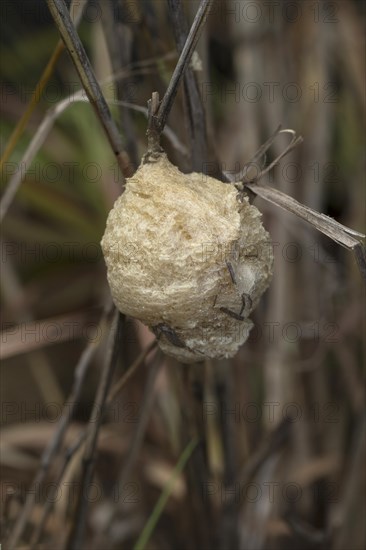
[67,311,123,549]
[46,0,133,179]
[156,0,214,133]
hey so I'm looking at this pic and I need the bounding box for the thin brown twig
[178,362,215,548]
[167,0,208,171]
[111,100,188,156]
[115,349,162,487]
[146,91,163,155]
[99,349,162,539]
[147,0,214,150]
[101,0,139,169]
[108,339,158,403]
[30,431,87,548]
[66,310,123,549]
[46,0,133,180]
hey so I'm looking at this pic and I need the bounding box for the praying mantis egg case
[101,153,273,363]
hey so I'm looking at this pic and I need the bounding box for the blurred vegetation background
[1,1,365,549]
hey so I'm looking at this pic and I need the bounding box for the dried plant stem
[147,0,214,151]
[213,360,239,550]
[100,350,162,538]
[46,0,133,179]
[178,363,215,548]
[66,310,123,549]
[115,351,161,483]
[146,92,162,154]
[30,431,87,548]
[167,0,208,170]
[6,305,113,550]
[157,0,213,132]
[108,339,158,403]
[101,0,139,169]
[246,182,366,280]
[30,337,157,548]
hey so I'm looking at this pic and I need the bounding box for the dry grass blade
[0,0,87,172]
[0,309,99,359]
[0,92,186,222]
[224,127,303,184]
[246,183,366,279]
[0,92,86,222]
[45,0,132,179]
[252,131,303,182]
[134,437,198,550]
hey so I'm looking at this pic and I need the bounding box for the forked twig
[223,126,303,185]
[147,0,214,151]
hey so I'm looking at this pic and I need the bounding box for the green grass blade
[134,437,198,550]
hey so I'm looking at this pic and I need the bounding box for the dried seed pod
[101,153,273,363]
